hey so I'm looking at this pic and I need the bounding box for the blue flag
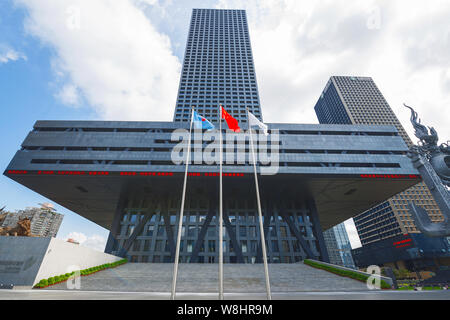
[192,111,215,131]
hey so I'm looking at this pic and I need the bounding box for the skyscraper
[314,76,444,245]
[323,222,356,269]
[174,9,262,123]
[5,11,419,265]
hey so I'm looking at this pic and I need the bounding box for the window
[272,241,279,252]
[187,240,194,253]
[208,240,216,252]
[241,241,247,253]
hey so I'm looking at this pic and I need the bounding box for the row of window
[127,254,302,264]
[31,127,399,136]
[28,158,402,169]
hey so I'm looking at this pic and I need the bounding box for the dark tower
[314,76,444,246]
[173,9,262,123]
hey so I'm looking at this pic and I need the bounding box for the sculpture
[0,217,35,237]
[404,104,450,237]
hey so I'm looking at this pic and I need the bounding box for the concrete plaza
[2,263,448,300]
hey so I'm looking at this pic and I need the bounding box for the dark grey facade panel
[7,122,416,176]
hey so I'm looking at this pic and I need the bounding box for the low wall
[0,237,51,287]
[0,237,121,288]
[305,259,394,286]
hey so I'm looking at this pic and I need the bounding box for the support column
[307,197,330,263]
[256,199,272,263]
[120,204,158,257]
[222,207,245,263]
[277,199,316,259]
[105,195,128,255]
[191,202,216,263]
[158,196,176,262]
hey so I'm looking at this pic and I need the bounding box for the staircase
[46,262,370,292]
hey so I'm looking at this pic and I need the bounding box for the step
[45,262,370,292]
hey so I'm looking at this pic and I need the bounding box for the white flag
[248,111,268,135]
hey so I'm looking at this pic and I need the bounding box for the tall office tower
[323,223,356,269]
[5,10,420,265]
[1,206,63,237]
[173,8,262,123]
[315,76,444,245]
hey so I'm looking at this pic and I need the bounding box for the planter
[33,259,127,289]
[304,259,392,290]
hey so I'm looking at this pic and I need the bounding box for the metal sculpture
[404,104,450,236]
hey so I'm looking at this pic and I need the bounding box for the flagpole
[247,108,272,300]
[170,106,194,300]
[218,104,224,300]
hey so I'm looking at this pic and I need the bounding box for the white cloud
[15,0,181,121]
[13,0,449,135]
[216,0,450,141]
[56,83,80,106]
[0,45,27,64]
[63,232,107,252]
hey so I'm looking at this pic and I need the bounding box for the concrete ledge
[0,237,121,288]
[305,259,394,286]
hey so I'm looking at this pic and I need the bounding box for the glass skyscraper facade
[323,223,356,269]
[173,8,262,123]
[314,76,444,246]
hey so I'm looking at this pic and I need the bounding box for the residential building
[1,206,63,237]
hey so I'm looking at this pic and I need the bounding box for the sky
[1,0,449,251]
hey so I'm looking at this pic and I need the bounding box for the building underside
[4,121,422,263]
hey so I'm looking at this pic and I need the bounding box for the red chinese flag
[221,106,241,132]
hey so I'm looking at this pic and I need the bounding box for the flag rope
[170,106,194,300]
[218,104,224,300]
[247,108,272,300]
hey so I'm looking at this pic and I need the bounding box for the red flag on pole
[221,106,241,133]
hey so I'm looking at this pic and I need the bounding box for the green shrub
[304,259,391,289]
[398,286,414,290]
[34,259,128,289]
[423,286,442,290]
[35,279,48,288]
